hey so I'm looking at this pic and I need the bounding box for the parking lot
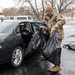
[0,21,75,75]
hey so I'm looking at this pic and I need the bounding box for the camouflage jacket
[47,12,66,40]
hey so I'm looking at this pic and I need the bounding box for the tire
[10,47,23,68]
[68,45,75,50]
[68,45,72,49]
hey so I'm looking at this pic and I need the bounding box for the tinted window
[17,17,27,20]
[28,17,32,20]
[10,17,14,20]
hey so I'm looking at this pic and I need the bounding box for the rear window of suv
[17,17,27,20]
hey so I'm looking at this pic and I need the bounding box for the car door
[13,24,23,47]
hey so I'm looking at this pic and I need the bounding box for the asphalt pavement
[0,21,75,75]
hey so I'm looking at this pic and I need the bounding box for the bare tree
[42,0,45,19]
[14,0,46,20]
[2,6,33,16]
[18,7,25,15]
[45,0,75,14]
[2,7,18,16]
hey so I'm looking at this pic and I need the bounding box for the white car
[4,15,33,21]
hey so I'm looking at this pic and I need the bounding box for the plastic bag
[25,30,45,55]
[43,35,61,59]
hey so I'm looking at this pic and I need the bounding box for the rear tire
[10,47,23,68]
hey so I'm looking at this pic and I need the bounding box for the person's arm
[52,14,66,30]
[50,14,66,34]
[40,25,51,31]
[43,26,51,31]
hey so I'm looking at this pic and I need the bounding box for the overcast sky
[0,0,15,11]
[0,0,42,12]
[0,0,15,7]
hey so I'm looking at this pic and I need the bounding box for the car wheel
[11,47,23,68]
[68,45,75,50]
[68,45,73,49]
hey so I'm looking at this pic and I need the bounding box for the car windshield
[0,22,14,33]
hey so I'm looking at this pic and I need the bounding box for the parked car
[4,15,33,21]
[0,20,49,68]
[63,43,75,50]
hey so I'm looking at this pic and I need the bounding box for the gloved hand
[51,27,56,35]
[40,26,46,30]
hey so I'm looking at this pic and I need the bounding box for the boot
[48,65,61,72]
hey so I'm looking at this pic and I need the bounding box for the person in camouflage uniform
[41,6,66,72]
